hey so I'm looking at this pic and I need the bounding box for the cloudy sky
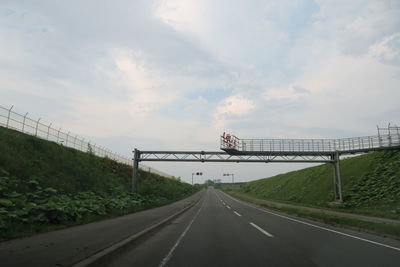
[1,0,399,184]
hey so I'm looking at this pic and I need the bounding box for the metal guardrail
[0,104,173,178]
[221,127,400,154]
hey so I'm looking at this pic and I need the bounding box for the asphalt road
[0,191,203,267]
[106,187,400,267]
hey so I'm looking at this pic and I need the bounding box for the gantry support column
[331,151,343,202]
[132,149,140,193]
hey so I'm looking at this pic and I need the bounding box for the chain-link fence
[0,104,174,178]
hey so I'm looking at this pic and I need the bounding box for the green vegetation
[0,126,199,240]
[226,191,400,238]
[237,150,400,219]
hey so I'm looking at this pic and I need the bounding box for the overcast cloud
[1,0,399,183]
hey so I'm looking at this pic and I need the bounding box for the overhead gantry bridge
[132,125,400,202]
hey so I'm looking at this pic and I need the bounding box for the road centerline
[250,222,274,238]
[233,211,242,217]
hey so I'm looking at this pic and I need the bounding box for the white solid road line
[233,211,242,217]
[220,191,400,252]
[250,222,274,238]
[159,198,206,267]
[226,205,231,209]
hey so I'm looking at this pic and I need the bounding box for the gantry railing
[221,126,400,155]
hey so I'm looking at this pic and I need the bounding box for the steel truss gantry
[131,149,343,201]
[132,125,400,203]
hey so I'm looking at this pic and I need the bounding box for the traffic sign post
[223,173,234,184]
[192,172,203,185]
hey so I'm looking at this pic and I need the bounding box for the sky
[1,0,399,184]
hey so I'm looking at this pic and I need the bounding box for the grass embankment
[0,126,199,240]
[235,150,400,220]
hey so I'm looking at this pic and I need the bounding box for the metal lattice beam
[138,151,334,163]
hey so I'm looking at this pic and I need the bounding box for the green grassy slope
[0,126,199,239]
[239,151,400,218]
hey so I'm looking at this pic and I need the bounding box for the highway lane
[216,190,400,267]
[106,187,400,267]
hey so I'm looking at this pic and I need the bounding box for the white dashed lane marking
[250,222,274,238]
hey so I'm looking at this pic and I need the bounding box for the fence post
[22,112,28,132]
[57,128,61,142]
[397,126,400,144]
[377,125,382,147]
[74,134,78,148]
[66,131,70,146]
[6,105,14,128]
[35,118,41,137]
[47,123,52,140]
